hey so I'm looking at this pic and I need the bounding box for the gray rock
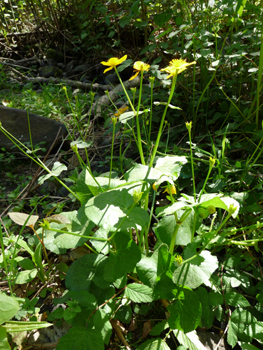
[72,63,91,74]
[38,65,62,78]
[0,105,68,154]
[65,59,79,72]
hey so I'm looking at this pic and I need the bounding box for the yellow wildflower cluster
[101,55,196,80]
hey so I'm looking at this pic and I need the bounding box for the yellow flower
[163,185,177,195]
[161,58,196,79]
[129,61,150,80]
[101,55,127,73]
[152,182,158,192]
[114,106,129,117]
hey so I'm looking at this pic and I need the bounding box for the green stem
[149,73,178,167]
[187,125,196,202]
[198,166,213,201]
[114,67,145,165]
[0,223,13,294]
[109,118,117,188]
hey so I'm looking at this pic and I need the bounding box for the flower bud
[133,190,143,203]
[185,121,192,131]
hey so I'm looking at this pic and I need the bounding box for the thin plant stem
[114,67,145,165]
[109,118,117,188]
[149,73,178,167]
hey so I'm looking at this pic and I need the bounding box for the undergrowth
[1,1,263,349]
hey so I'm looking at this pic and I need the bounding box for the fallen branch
[82,76,140,121]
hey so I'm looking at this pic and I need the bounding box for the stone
[38,65,62,78]
[0,105,68,154]
[72,63,91,74]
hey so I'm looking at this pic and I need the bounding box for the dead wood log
[82,76,140,121]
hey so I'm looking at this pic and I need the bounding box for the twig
[111,319,132,350]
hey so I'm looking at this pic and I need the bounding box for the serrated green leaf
[173,329,207,350]
[137,338,170,350]
[56,326,104,350]
[125,283,153,303]
[150,321,169,336]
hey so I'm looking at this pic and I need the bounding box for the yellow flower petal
[161,58,196,78]
[129,61,150,80]
[101,55,128,74]
[114,106,129,117]
[163,185,176,195]
[129,71,140,81]
[133,61,150,71]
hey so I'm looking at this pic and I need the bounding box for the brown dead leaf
[142,321,152,339]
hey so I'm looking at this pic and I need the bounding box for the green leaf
[150,321,169,336]
[35,225,67,254]
[125,283,153,303]
[195,287,214,329]
[38,161,67,185]
[155,210,194,246]
[56,326,104,350]
[115,305,132,323]
[125,156,187,183]
[0,293,20,325]
[137,338,170,350]
[84,188,149,232]
[167,287,202,333]
[15,269,38,284]
[54,210,95,249]
[136,253,158,288]
[173,330,207,350]
[3,321,52,332]
[68,291,97,309]
[83,168,126,196]
[104,233,141,282]
[173,250,218,289]
[0,327,11,350]
[66,253,109,291]
[137,244,172,290]
[240,343,261,350]
[93,309,112,345]
[153,11,172,26]
[225,292,250,307]
[227,320,238,348]
[208,291,223,306]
